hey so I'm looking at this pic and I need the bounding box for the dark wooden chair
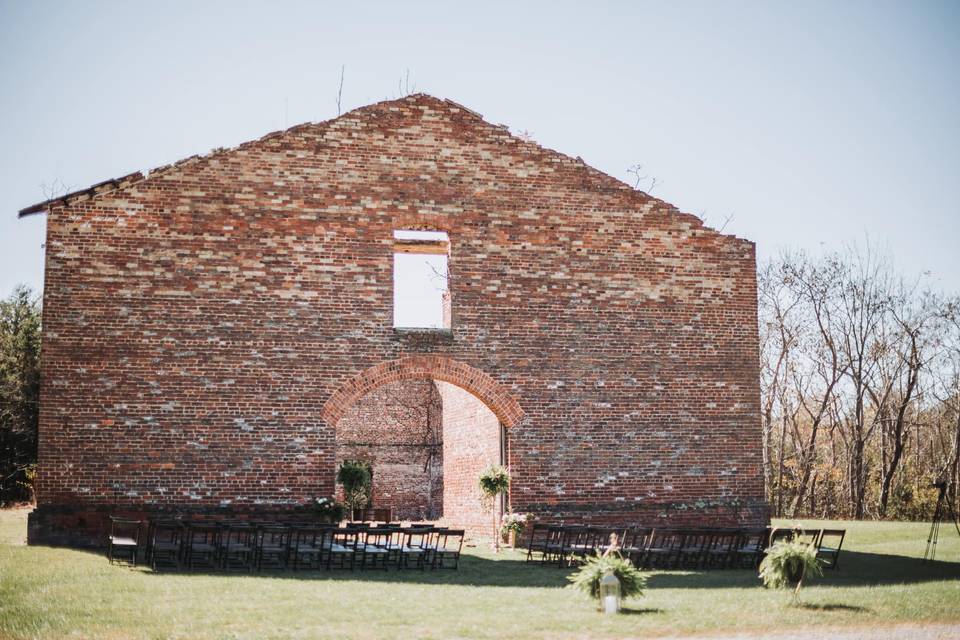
[108,516,142,567]
[676,530,710,569]
[594,527,628,557]
[769,526,820,547]
[398,527,433,570]
[734,528,769,568]
[796,528,822,547]
[643,529,683,569]
[566,527,601,565]
[327,528,359,570]
[148,519,183,571]
[360,528,394,570]
[289,526,328,570]
[184,522,220,570]
[540,525,567,567]
[703,530,739,569]
[621,527,652,567]
[817,529,846,570]
[524,522,550,563]
[220,522,257,571]
[431,529,464,569]
[256,525,292,571]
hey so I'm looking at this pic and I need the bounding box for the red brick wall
[28,93,768,547]
[335,379,442,520]
[437,381,501,538]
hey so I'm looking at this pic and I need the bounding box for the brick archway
[321,356,524,428]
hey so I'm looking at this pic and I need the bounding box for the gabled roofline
[14,93,751,245]
[18,94,450,218]
[19,171,144,217]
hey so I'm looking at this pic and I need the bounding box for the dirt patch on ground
[674,622,960,640]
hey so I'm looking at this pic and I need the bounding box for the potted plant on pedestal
[478,464,510,552]
[336,460,372,521]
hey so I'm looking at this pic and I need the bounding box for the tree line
[0,286,40,505]
[759,244,959,521]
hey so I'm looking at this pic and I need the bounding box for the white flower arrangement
[501,512,533,535]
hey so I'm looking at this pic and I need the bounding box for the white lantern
[599,569,621,614]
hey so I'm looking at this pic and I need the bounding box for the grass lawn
[1,510,958,639]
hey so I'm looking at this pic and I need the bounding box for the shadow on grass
[619,607,665,615]
[797,603,871,612]
[647,550,960,590]
[41,545,960,590]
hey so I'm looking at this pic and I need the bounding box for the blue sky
[2,0,958,322]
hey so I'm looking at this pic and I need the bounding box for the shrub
[568,551,647,604]
[336,460,372,516]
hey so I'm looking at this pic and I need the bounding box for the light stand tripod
[923,480,960,562]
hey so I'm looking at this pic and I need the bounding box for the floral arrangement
[312,496,346,522]
[500,512,533,536]
[478,464,510,501]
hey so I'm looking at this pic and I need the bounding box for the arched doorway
[322,356,523,535]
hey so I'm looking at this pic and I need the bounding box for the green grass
[1,509,958,639]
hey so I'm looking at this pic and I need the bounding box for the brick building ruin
[20,94,768,546]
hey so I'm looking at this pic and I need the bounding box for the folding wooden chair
[703,530,739,569]
[431,529,464,569]
[817,529,846,570]
[621,527,652,567]
[524,522,551,563]
[107,516,142,567]
[643,529,683,569]
[796,528,822,547]
[148,519,183,571]
[184,522,220,570]
[256,525,292,571]
[734,528,769,568]
[289,526,328,570]
[220,522,257,571]
[327,528,359,570]
[676,530,710,569]
[360,528,394,571]
[567,527,602,566]
[398,527,433,570]
[540,525,567,567]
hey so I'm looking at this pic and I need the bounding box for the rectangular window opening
[393,230,451,329]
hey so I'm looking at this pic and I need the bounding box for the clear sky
[2,0,958,316]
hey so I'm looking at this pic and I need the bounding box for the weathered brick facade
[23,93,768,547]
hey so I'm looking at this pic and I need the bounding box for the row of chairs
[109,517,464,572]
[524,524,845,570]
[769,526,845,569]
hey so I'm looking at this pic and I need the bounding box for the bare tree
[336,65,345,116]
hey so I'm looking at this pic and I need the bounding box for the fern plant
[758,537,823,602]
[568,551,647,607]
